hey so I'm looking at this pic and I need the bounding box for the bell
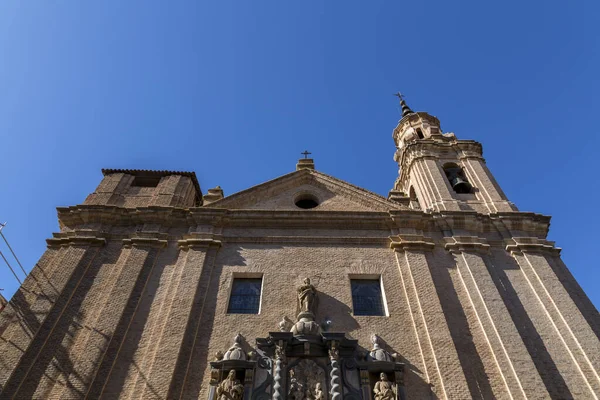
[450,176,472,194]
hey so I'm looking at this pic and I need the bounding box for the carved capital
[505,237,561,255]
[46,230,106,248]
[389,234,435,252]
[178,233,222,249]
[444,236,490,254]
[274,340,287,363]
[122,232,168,248]
[328,341,340,360]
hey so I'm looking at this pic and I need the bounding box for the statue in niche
[297,278,318,316]
[217,370,244,400]
[373,372,396,400]
[313,382,325,400]
[288,359,326,400]
[288,370,305,400]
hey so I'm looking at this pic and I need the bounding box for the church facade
[1,99,599,399]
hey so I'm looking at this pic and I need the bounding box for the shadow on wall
[1,246,119,399]
[426,250,496,399]
[316,291,360,334]
[488,250,573,399]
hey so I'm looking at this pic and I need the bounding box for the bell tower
[390,94,517,214]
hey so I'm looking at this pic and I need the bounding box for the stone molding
[389,234,435,252]
[54,204,556,245]
[505,237,561,255]
[224,236,390,246]
[46,230,106,248]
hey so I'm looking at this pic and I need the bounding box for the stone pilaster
[130,234,221,399]
[390,234,470,400]
[0,232,106,399]
[84,233,167,399]
[507,238,600,398]
[445,236,546,399]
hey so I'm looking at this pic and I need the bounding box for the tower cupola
[390,93,517,214]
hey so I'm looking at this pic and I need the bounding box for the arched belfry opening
[443,163,472,194]
[409,186,421,210]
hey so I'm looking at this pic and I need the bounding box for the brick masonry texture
[1,116,600,399]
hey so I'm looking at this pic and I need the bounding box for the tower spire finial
[393,92,414,117]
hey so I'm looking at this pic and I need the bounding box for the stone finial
[368,334,393,362]
[223,333,246,360]
[203,186,224,205]
[296,158,315,171]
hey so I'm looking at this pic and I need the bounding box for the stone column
[329,341,342,400]
[359,370,372,400]
[272,340,286,400]
[244,368,255,400]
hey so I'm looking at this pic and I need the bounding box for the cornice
[55,206,554,240]
[223,236,390,246]
[490,212,551,238]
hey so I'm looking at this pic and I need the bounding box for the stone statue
[313,382,325,400]
[217,370,244,400]
[373,372,395,400]
[369,334,393,362]
[297,278,318,315]
[288,370,305,400]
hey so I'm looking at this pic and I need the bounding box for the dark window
[295,193,319,209]
[416,128,424,139]
[131,175,161,187]
[228,278,262,314]
[351,279,385,316]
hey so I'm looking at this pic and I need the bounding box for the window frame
[349,275,389,317]
[226,275,264,315]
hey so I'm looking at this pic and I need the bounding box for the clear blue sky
[0,1,598,308]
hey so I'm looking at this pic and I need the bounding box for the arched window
[416,128,424,139]
[409,186,421,210]
[443,163,472,194]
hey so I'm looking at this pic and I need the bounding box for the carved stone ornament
[368,334,393,362]
[373,372,396,400]
[279,316,294,332]
[287,359,327,400]
[223,333,247,361]
[216,370,244,400]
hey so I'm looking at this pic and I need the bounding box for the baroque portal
[211,277,405,400]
